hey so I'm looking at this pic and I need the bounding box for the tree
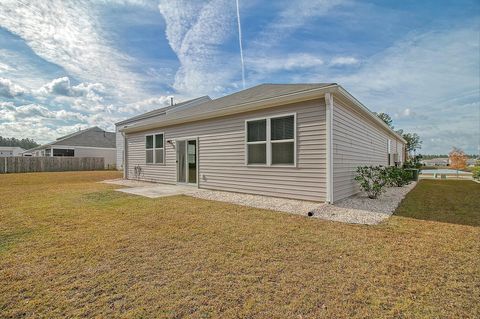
[0,136,40,149]
[449,147,467,169]
[402,132,422,157]
[373,112,422,159]
[375,112,394,129]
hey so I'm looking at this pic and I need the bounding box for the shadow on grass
[80,190,129,204]
[394,180,480,227]
[0,229,32,254]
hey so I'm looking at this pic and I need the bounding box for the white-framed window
[245,113,296,166]
[387,139,392,166]
[146,133,164,164]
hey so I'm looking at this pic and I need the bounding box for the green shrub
[386,166,411,187]
[354,166,389,199]
[472,166,480,180]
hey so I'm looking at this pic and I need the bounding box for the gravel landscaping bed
[187,190,323,216]
[311,182,417,225]
[188,182,417,225]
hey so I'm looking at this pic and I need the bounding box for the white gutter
[325,93,334,204]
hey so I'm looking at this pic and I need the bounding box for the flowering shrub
[354,166,389,199]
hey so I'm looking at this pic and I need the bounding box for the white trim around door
[175,137,199,186]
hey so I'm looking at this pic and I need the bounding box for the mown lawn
[394,179,480,227]
[0,172,479,318]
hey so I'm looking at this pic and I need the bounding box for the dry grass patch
[1,171,479,318]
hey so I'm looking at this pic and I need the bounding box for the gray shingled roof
[116,95,211,125]
[120,83,335,130]
[29,127,116,151]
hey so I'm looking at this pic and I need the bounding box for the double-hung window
[146,133,164,164]
[246,114,296,166]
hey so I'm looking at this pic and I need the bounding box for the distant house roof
[0,146,25,152]
[118,83,406,143]
[421,158,449,165]
[28,127,115,151]
[467,158,478,165]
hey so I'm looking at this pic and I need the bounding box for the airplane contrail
[235,0,245,89]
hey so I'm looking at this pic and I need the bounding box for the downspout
[325,93,334,203]
[121,130,127,179]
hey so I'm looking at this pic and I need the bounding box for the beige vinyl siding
[396,139,405,163]
[126,99,327,201]
[331,95,404,202]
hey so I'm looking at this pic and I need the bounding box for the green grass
[0,172,479,318]
[394,179,480,226]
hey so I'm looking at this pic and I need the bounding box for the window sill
[271,164,296,168]
[246,164,297,168]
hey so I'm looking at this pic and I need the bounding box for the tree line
[374,112,478,169]
[0,136,40,150]
[421,154,477,159]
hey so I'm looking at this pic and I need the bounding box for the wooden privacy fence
[0,157,104,174]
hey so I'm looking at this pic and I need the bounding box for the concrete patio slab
[101,178,199,198]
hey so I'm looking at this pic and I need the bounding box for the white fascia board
[335,86,407,144]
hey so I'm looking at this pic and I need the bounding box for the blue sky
[0,0,478,154]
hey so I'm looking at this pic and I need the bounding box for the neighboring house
[0,146,25,157]
[26,127,116,168]
[116,83,406,203]
[467,158,478,167]
[421,158,449,166]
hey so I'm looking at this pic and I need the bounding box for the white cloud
[0,102,87,122]
[248,53,324,73]
[0,77,27,98]
[330,56,359,66]
[251,0,346,50]
[0,61,14,73]
[394,107,413,119]
[158,0,238,96]
[0,0,146,101]
[245,0,347,84]
[338,27,479,103]
[36,77,105,102]
[71,99,114,114]
[118,96,173,114]
[331,26,480,154]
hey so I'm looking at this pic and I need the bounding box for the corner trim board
[325,92,334,203]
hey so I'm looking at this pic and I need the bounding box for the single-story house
[26,126,116,169]
[0,146,25,157]
[116,83,406,203]
[421,158,449,166]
